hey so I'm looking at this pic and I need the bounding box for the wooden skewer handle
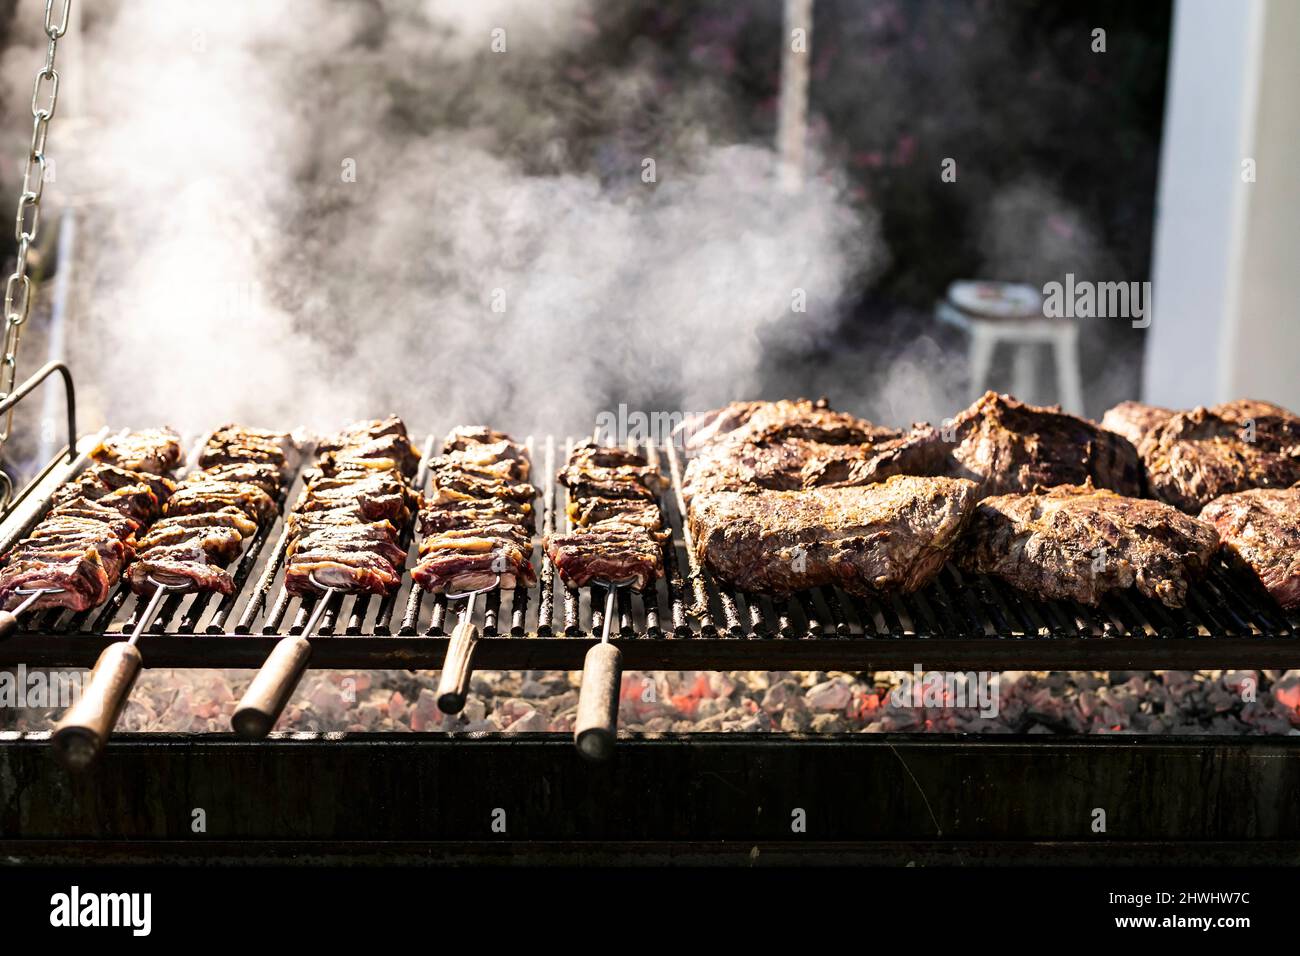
[436,619,480,714]
[574,642,622,762]
[52,642,142,770]
[232,636,313,739]
[0,610,20,637]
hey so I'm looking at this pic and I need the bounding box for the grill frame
[2,430,1299,672]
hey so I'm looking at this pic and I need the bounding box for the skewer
[435,573,501,714]
[573,575,637,761]
[50,574,190,769]
[0,586,64,637]
[232,571,337,739]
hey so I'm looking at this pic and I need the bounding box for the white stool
[936,285,1084,415]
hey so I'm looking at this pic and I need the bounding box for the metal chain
[0,0,72,453]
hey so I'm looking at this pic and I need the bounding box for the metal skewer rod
[232,573,338,739]
[51,575,187,770]
[573,576,636,761]
[435,574,500,714]
[0,586,63,637]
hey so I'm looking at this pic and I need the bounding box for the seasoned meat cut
[683,398,895,449]
[1138,401,1300,511]
[961,483,1219,607]
[876,392,1144,498]
[283,419,417,596]
[1,431,181,612]
[1100,401,1176,448]
[412,426,536,593]
[93,427,182,476]
[687,475,978,596]
[1200,487,1300,610]
[544,442,666,590]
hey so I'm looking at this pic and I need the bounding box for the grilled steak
[687,476,978,595]
[545,524,664,591]
[1138,401,1300,511]
[875,392,1144,498]
[283,419,417,595]
[93,427,182,476]
[1100,401,1175,447]
[127,425,295,596]
[1,430,182,612]
[127,543,235,595]
[315,416,420,478]
[413,426,537,593]
[684,398,894,449]
[680,429,935,500]
[1200,487,1300,610]
[961,484,1219,607]
[544,442,667,590]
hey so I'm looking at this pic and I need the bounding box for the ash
[3,668,1299,736]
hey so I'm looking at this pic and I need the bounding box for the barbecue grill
[1,372,1298,676]
[4,368,1300,864]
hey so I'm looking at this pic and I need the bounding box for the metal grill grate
[2,433,1299,672]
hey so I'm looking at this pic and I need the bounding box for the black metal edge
[3,839,1299,867]
[4,632,1300,670]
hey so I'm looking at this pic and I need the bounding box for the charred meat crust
[543,441,666,591]
[284,419,417,596]
[1,432,182,611]
[1200,487,1300,610]
[961,483,1219,607]
[412,426,537,593]
[687,476,979,596]
[1138,401,1300,512]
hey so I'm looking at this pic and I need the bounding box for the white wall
[1225,0,1300,405]
[1144,0,1263,408]
[1146,0,1300,409]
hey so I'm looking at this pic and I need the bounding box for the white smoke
[6,0,879,438]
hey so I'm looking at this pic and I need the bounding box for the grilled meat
[135,516,249,562]
[1200,487,1300,610]
[411,526,537,592]
[543,442,668,591]
[316,416,420,477]
[0,430,185,612]
[0,550,114,611]
[567,496,662,530]
[127,425,296,596]
[164,481,278,524]
[873,392,1144,498]
[684,398,894,449]
[544,524,665,591]
[413,426,536,593]
[283,418,418,595]
[199,425,297,475]
[558,441,662,501]
[418,499,532,534]
[688,476,978,596]
[1100,400,1176,448]
[184,461,282,496]
[428,458,538,503]
[680,428,939,500]
[1138,401,1300,511]
[94,427,182,476]
[127,544,235,595]
[52,463,171,523]
[961,484,1219,608]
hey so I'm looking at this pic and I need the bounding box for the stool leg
[969,328,995,400]
[1055,326,1085,415]
[1012,341,1036,403]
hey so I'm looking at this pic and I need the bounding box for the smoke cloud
[27,0,878,439]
